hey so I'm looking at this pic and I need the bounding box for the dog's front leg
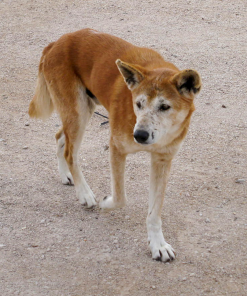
[99,140,127,210]
[147,153,176,262]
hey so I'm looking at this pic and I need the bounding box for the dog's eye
[159,104,170,111]
[136,102,142,109]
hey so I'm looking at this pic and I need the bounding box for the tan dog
[29,28,201,262]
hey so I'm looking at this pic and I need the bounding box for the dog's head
[116,59,201,145]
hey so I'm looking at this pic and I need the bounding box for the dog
[29,28,201,262]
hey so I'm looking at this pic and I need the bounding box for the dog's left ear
[171,69,202,97]
[116,59,144,90]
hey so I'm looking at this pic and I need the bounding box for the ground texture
[0,0,247,295]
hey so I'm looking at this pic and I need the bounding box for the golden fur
[29,28,201,262]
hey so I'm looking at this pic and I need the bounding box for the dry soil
[0,0,247,295]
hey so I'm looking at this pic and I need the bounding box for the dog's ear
[171,69,202,97]
[116,59,144,90]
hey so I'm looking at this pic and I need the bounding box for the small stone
[222,104,227,108]
[25,122,30,126]
[152,286,156,289]
[235,179,245,184]
[23,146,28,149]
[104,145,109,151]
[0,138,5,142]
[205,218,211,223]
[190,273,195,277]
[125,215,130,220]
[0,244,6,248]
[182,277,187,281]
[113,239,118,244]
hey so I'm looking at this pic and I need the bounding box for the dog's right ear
[116,59,144,90]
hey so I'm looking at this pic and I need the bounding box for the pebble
[125,215,130,220]
[0,244,6,248]
[235,179,245,184]
[25,122,30,126]
[23,146,28,149]
[205,218,211,223]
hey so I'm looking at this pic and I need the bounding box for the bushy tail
[29,46,54,120]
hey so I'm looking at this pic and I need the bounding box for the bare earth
[0,0,247,295]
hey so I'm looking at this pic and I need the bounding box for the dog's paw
[78,188,96,208]
[149,242,176,262]
[99,196,126,211]
[148,229,176,262]
[61,172,74,185]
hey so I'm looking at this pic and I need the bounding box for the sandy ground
[1,0,247,295]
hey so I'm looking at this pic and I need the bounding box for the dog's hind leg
[62,88,96,208]
[50,79,96,208]
[147,153,176,262]
[55,128,74,185]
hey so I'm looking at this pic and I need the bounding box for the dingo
[29,29,201,262]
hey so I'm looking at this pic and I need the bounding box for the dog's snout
[134,130,149,144]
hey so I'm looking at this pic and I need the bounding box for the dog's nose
[134,130,149,143]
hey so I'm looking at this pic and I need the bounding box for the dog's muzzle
[134,129,149,144]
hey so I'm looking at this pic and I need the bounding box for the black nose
[134,130,149,143]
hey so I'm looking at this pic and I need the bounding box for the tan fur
[28,71,54,119]
[29,28,201,262]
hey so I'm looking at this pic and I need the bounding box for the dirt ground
[0,0,247,295]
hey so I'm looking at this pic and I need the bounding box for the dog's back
[29,28,179,118]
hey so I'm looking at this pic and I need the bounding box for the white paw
[148,228,176,262]
[77,187,96,208]
[149,240,176,262]
[61,172,74,185]
[99,196,126,211]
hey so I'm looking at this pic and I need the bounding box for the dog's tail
[28,44,54,120]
